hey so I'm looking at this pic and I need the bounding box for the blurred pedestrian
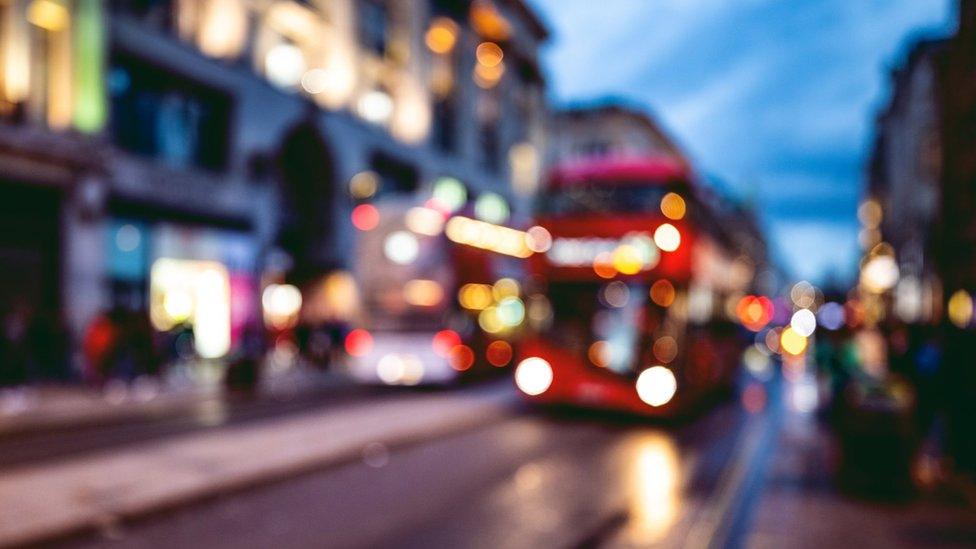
[82,311,119,386]
[113,308,158,381]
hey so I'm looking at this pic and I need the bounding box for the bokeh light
[790,308,817,337]
[345,329,373,357]
[514,357,553,396]
[660,193,686,220]
[525,226,553,253]
[432,330,462,358]
[652,336,678,364]
[948,290,974,328]
[384,231,420,264]
[431,177,467,212]
[650,280,676,307]
[817,302,846,331]
[780,327,808,356]
[351,204,380,231]
[474,192,510,224]
[636,366,677,407]
[425,17,459,53]
[449,344,475,371]
[486,340,513,367]
[653,223,681,252]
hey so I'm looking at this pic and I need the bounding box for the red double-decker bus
[514,156,751,416]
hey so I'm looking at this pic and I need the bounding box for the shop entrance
[0,182,61,320]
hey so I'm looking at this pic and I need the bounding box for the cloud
[527,0,954,282]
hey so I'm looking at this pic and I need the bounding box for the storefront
[106,218,258,359]
[0,182,61,319]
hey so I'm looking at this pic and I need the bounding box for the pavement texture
[747,407,976,548]
[0,381,515,548]
[53,388,774,549]
[2,373,974,548]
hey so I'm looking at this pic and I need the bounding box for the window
[108,0,176,31]
[432,97,456,153]
[358,0,388,57]
[371,152,419,198]
[536,184,671,217]
[480,121,500,172]
[577,141,611,158]
[254,1,326,90]
[426,15,460,152]
[109,53,230,170]
[0,0,75,128]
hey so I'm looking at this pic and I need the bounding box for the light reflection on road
[624,432,682,545]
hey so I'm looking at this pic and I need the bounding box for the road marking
[684,402,780,549]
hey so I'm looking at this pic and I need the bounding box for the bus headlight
[636,366,677,407]
[514,357,553,396]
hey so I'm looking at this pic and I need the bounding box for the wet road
[60,384,780,549]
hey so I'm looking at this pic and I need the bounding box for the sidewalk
[0,361,350,437]
[0,380,516,548]
[746,404,976,548]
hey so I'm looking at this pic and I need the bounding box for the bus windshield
[545,280,674,378]
[354,200,454,332]
[536,183,670,217]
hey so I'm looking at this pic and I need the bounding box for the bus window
[536,184,670,217]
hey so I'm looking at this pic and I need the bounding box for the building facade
[0,0,548,374]
[865,39,947,324]
[546,101,685,168]
[866,0,976,474]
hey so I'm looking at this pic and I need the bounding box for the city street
[9,378,769,548]
[0,373,963,548]
[2,0,976,547]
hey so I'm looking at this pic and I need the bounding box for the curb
[0,385,518,548]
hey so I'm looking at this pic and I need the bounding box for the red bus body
[516,156,743,417]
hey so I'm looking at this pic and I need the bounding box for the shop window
[253,1,326,91]
[0,0,75,128]
[150,258,231,359]
[109,53,230,170]
[432,98,456,153]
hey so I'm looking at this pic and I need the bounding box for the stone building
[0,0,548,372]
[546,100,684,167]
[866,39,947,324]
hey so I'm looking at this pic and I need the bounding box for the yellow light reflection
[625,434,681,545]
